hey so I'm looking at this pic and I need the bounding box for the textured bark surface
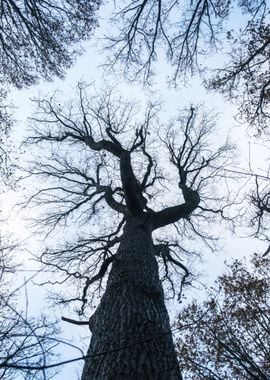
[81,217,182,379]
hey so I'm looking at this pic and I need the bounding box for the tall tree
[175,253,270,379]
[105,0,270,257]
[22,85,235,379]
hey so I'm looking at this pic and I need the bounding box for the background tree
[175,253,270,380]
[19,85,236,378]
[0,0,101,88]
[105,0,269,131]
[247,171,270,256]
[0,0,102,187]
[0,236,58,380]
[0,3,101,373]
[0,88,13,186]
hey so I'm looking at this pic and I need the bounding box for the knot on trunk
[179,183,200,206]
[154,243,170,258]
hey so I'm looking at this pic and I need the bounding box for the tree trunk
[81,217,182,379]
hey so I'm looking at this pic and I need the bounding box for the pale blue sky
[3,2,269,379]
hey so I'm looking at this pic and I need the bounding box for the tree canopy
[176,253,270,379]
[0,0,101,88]
[106,0,270,131]
[21,85,235,308]
[0,2,101,378]
[0,237,58,380]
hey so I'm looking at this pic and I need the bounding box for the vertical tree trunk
[82,218,182,379]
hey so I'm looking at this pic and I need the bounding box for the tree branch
[151,185,200,230]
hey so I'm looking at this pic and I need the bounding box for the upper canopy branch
[151,185,200,230]
[0,0,101,88]
[26,91,235,237]
[150,106,234,230]
[28,88,162,218]
[23,86,237,310]
[104,0,224,83]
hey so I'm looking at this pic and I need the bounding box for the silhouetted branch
[0,0,101,88]
[22,85,237,315]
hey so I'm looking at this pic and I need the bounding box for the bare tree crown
[23,84,235,309]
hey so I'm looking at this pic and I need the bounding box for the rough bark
[81,216,182,379]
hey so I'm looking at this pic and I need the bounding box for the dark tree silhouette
[0,238,58,380]
[104,1,270,255]
[208,12,270,133]
[0,0,101,189]
[21,85,235,379]
[105,0,269,130]
[0,89,13,185]
[0,0,101,88]
[247,172,270,256]
[175,253,270,379]
[0,3,101,377]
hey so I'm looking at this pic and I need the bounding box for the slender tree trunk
[81,217,182,379]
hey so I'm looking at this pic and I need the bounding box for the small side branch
[80,255,116,314]
[154,243,190,300]
[151,185,200,230]
[62,317,89,326]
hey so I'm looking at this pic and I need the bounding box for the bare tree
[104,0,269,131]
[104,1,270,250]
[105,0,226,81]
[0,0,102,190]
[0,0,101,88]
[175,253,270,379]
[0,237,59,380]
[247,172,270,256]
[208,9,270,133]
[0,89,13,186]
[20,84,236,379]
[0,4,102,377]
